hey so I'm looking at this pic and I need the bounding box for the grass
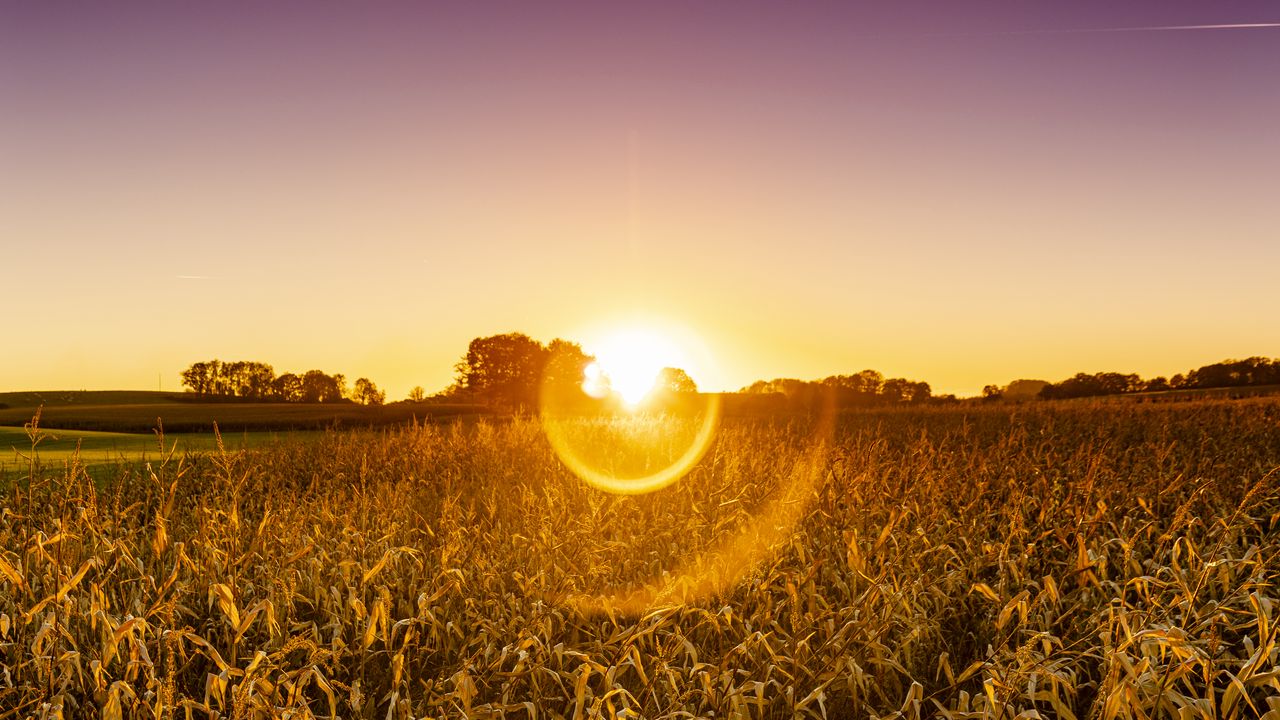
[1,398,1279,717]
[0,424,309,476]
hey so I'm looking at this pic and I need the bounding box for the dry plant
[2,399,1279,718]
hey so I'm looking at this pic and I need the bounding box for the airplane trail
[917,21,1280,39]
[1059,22,1280,34]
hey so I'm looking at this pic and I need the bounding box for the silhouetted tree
[301,370,346,403]
[273,373,304,402]
[543,339,594,393]
[407,386,426,402]
[181,361,214,395]
[1003,379,1047,401]
[982,385,1003,401]
[1185,357,1279,389]
[741,369,930,408]
[1143,376,1171,392]
[1039,372,1142,399]
[452,333,548,410]
[879,378,930,403]
[181,360,366,403]
[353,378,386,406]
[907,380,932,403]
[854,370,885,395]
[655,367,698,394]
[182,359,275,398]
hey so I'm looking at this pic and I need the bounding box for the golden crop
[2,399,1279,718]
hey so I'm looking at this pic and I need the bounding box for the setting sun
[581,328,688,406]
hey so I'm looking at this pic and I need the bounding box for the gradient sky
[4,1,1279,398]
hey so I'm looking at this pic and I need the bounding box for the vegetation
[0,391,192,408]
[352,379,386,407]
[0,423,297,476]
[168,346,1280,414]
[1037,356,1280,401]
[179,361,354,403]
[448,333,596,410]
[2,398,1278,717]
[740,370,933,408]
[0,402,487,435]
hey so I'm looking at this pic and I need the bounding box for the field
[2,398,1279,718]
[0,425,310,477]
[0,391,488,435]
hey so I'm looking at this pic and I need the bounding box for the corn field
[3,398,1280,718]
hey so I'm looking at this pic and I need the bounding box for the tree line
[180,360,386,405]
[182,345,1280,412]
[990,356,1280,401]
[739,371,935,408]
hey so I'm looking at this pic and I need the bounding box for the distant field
[0,425,306,475]
[0,395,489,433]
[0,389,189,408]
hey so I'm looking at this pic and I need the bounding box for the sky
[3,1,1279,398]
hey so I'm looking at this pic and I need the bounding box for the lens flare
[584,328,685,407]
[549,390,839,615]
[537,323,834,613]
[540,394,721,495]
[540,323,721,495]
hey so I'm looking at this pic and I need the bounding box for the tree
[1039,371,1142,400]
[273,373,304,402]
[982,385,1003,401]
[241,362,276,399]
[224,361,249,396]
[881,378,913,403]
[207,359,228,396]
[301,370,345,403]
[1143,376,1171,392]
[353,378,386,406]
[852,370,885,396]
[655,367,698,394]
[181,361,213,395]
[543,339,595,393]
[452,333,548,409]
[1185,357,1279,389]
[407,386,426,402]
[1003,379,1047,401]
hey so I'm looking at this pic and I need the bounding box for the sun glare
[582,328,686,406]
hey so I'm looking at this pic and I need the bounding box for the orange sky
[3,3,1279,398]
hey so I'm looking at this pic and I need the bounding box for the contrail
[919,21,1280,39]
[1056,22,1280,34]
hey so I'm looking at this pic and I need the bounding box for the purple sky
[3,2,1279,396]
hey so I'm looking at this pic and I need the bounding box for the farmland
[1,397,1279,718]
[0,425,299,477]
[0,391,489,477]
[0,392,488,435]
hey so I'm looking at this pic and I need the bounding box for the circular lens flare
[552,389,839,616]
[535,320,839,613]
[541,394,721,495]
[540,324,720,495]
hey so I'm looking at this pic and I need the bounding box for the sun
[581,328,687,406]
